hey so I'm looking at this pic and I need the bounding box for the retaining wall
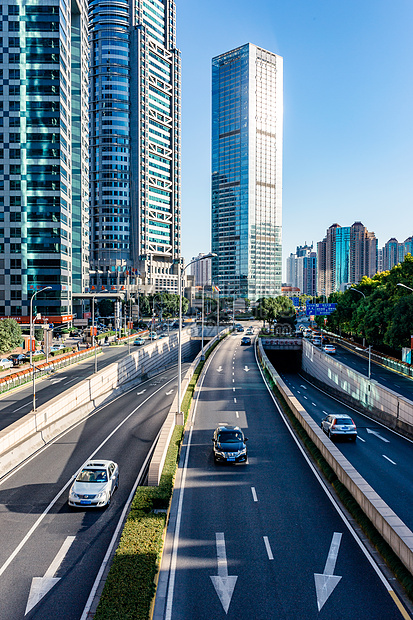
[301,339,413,438]
[0,329,198,478]
[258,339,413,576]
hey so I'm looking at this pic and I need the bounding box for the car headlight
[215,450,226,457]
[238,447,247,455]
[69,489,79,499]
[96,491,107,500]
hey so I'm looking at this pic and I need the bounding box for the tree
[97,298,114,317]
[0,319,22,354]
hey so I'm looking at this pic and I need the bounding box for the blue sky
[177,0,413,278]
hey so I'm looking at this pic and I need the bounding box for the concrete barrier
[258,338,413,575]
[147,329,230,486]
[301,339,413,438]
[0,329,198,478]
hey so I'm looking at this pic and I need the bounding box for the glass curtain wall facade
[0,0,89,322]
[211,43,283,302]
[89,0,181,293]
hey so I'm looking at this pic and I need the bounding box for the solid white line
[263,536,274,560]
[13,402,30,413]
[251,487,258,502]
[382,455,397,465]
[0,373,179,579]
[165,334,221,620]
[63,378,78,386]
[45,536,76,578]
[80,433,160,620]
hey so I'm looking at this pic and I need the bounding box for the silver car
[321,414,357,442]
[68,459,119,508]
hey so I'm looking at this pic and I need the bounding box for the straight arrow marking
[25,536,75,615]
[366,428,389,442]
[314,532,342,612]
[166,390,174,395]
[244,366,250,372]
[210,533,238,614]
[137,390,147,395]
[217,366,223,372]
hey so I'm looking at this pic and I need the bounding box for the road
[0,362,189,620]
[154,330,408,619]
[330,343,413,402]
[0,334,182,432]
[278,366,413,531]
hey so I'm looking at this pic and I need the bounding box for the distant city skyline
[177,0,413,279]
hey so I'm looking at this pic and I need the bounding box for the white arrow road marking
[25,536,75,615]
[210,533,238,614]
[137,390,147,395]
[366,428,389,442]
[314,532,342,612]
[300,384,307,389]
[166,390,174,395]
[217,366,223,372]
[50,377,67,384]
[243,366,250,372]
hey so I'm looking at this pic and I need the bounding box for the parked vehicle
[8,354,26,367]
[0,358,13,370]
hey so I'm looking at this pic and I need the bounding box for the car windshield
[76,468,108,483]
[218,432,242,443]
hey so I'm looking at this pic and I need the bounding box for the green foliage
[255,296,297,327]
[138,292,189,318]
[325,255,413,351]
[97,298,114,316]
[0,319,22,354]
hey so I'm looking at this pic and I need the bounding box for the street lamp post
[30,286,52,414]
[177,253,216,421]
[201,283,205,360]
[91,293,103,374]
[350,288,370,375]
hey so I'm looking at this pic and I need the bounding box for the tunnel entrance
[266,349,302,373]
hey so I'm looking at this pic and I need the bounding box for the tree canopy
[0,319,22,354]
[325,254,413,350]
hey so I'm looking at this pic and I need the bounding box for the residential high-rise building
[211,43,283,302]
[382,237,413,271]
[89,0,181,294]
[285,244,316,295]
[190,253,212,287]
[0,0,89,323]
[317,222,377,296]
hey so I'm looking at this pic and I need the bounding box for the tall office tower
[190,253,212,287]
[89,0,181,294]
[382,236,413,271]
[285,243,314,292]
[0,0,89,324]
[317,222,377,296]
[211,43,283,301]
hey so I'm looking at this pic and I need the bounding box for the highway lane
[278,367,413,532]
[156,332,408,619]
[0,362,189,620]
[0,334,181,432]
[327,343,413,402]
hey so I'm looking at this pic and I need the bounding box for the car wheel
[328,429,334,441]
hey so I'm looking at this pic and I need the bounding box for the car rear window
[336,418,353,425]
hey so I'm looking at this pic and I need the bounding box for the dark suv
[212,425,248,464]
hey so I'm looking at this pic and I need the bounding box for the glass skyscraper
[0,0,90,323]
[89,0,181,294]
[211,43,283,301]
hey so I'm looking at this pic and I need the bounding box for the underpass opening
[266,349,302,373]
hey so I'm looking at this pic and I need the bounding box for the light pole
[201,283,205,360]
[91,293,104,374]
[30,286,52,414]
[350,288,370,375]
[177,253,216,421]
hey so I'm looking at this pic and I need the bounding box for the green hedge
[94,332,228,620]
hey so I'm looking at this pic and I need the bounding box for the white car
[323,344,336,354]
[68,459,119,508]
[0,358,13,370]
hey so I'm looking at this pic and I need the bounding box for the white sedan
[323,344,336,354]
[0,358,13,370]
[68,459,119,508]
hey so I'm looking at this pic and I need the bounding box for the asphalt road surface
[154,331,409,619]
[0,363,189,620]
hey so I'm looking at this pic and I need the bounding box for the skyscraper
[89,0,181,294]
[0,0,89,323]
[317,222,377,295]
[211,43,283,302]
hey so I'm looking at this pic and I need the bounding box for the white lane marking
[300,385,307,389]
[251,487,258,502]
[0,374,178,580]
[263,536,274,560]
[210,533,238,614]
[137,390,147,395]
[235,411,239,418]
[63,377,79,385]
[217,366,223,373]
[303,396,308,400]
[382,455,397,465]
[13,402,31,413]
[357,436,366,442]
[232,372,234,376]
[25,536,75,615]
[314,532,342,611]
[312,402,317,407]
[166,389,174,395]
[232,379,235,383]
[322,410,328,415]
[234,397,237,404]
[49,377,67,384]
[296,390,301,394]
[366,428,390,443]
